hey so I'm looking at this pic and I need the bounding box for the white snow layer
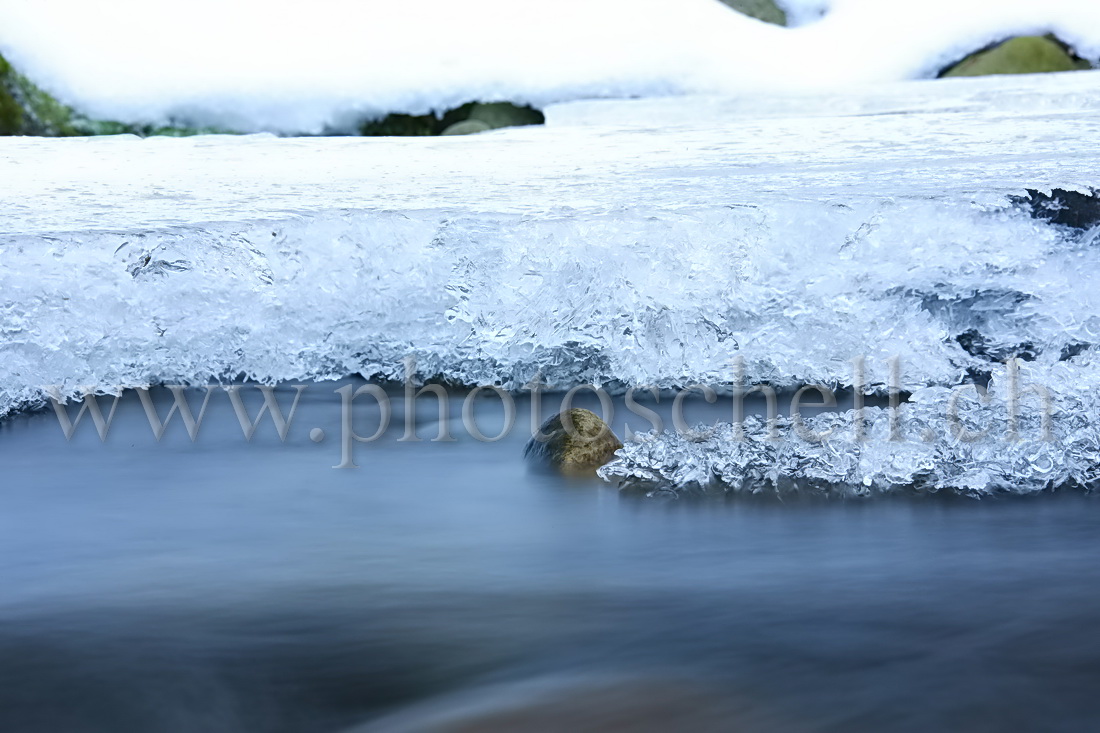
[1,70,1099,425]
[0,0,1099,133]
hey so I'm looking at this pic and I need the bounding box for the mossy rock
[360,101,543,137]
[441,119,491,136]
[0,51,74,135]
[941,36,1085,78]
[0,50,238,137]
[717,0,787,26]
[1,50,545,138]
[0,87,22,135]
[524,408,623,475]
[357,103,466,136]
[466,102,544,129]
[0,54,21,133]
[358,112,440,137]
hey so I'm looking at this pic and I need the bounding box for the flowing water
[0,385,1098,732]
[3,71,1100,730]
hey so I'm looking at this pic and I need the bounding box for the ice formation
[0,0,1099,133]
[600,357,1100,498]
[1,71,1100,428]
[2,66,1100,494]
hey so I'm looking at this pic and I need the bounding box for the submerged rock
[940,36,1089,78]
[717,0,787,26]
[524,408,622,475]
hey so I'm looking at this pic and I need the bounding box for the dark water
[0,382,1098,732]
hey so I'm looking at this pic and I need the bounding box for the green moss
[22,85,80,135]
[138,123,237,137]
[1,49,545,139]
[440,119,491,136]
[438,102,476,130]
[359,101,543,137]
[717,0,787,26]
[0,49,241,137]
[357,103,476,137]
[0,50,77,135]
[941,36,1081,78]
[467,102,544,129]
[76,119,138,136]
[359,112,439,136]
[0,52,27,134]
[523,408,623,476]
[1048,35,1095,70]
[0,87,22,135]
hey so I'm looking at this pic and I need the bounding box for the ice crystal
[600,358,1100,497]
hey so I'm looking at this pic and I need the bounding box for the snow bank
[1,70,1099,418]
[0,0,1098,134]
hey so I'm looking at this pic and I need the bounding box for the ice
[2,71,1100,498]
[600,357,1100,497]
[0,1,1098,133]
[2,72,1100,419]
[2,57,1100,496]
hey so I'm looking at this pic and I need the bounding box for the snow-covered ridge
[0,0,1099,133]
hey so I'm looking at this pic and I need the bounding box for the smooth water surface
[0,385,1097,732]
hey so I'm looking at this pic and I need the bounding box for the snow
[777,1,830,27]
[3,2,1100,495]
[1,70,1099,428]
[0,0,1098,134]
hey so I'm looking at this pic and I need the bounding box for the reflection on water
[0,383,1097,732]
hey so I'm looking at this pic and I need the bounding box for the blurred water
[0,384,1097,732]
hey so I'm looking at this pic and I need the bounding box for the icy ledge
[599,358,1100,498]
[2,73,1100,419]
